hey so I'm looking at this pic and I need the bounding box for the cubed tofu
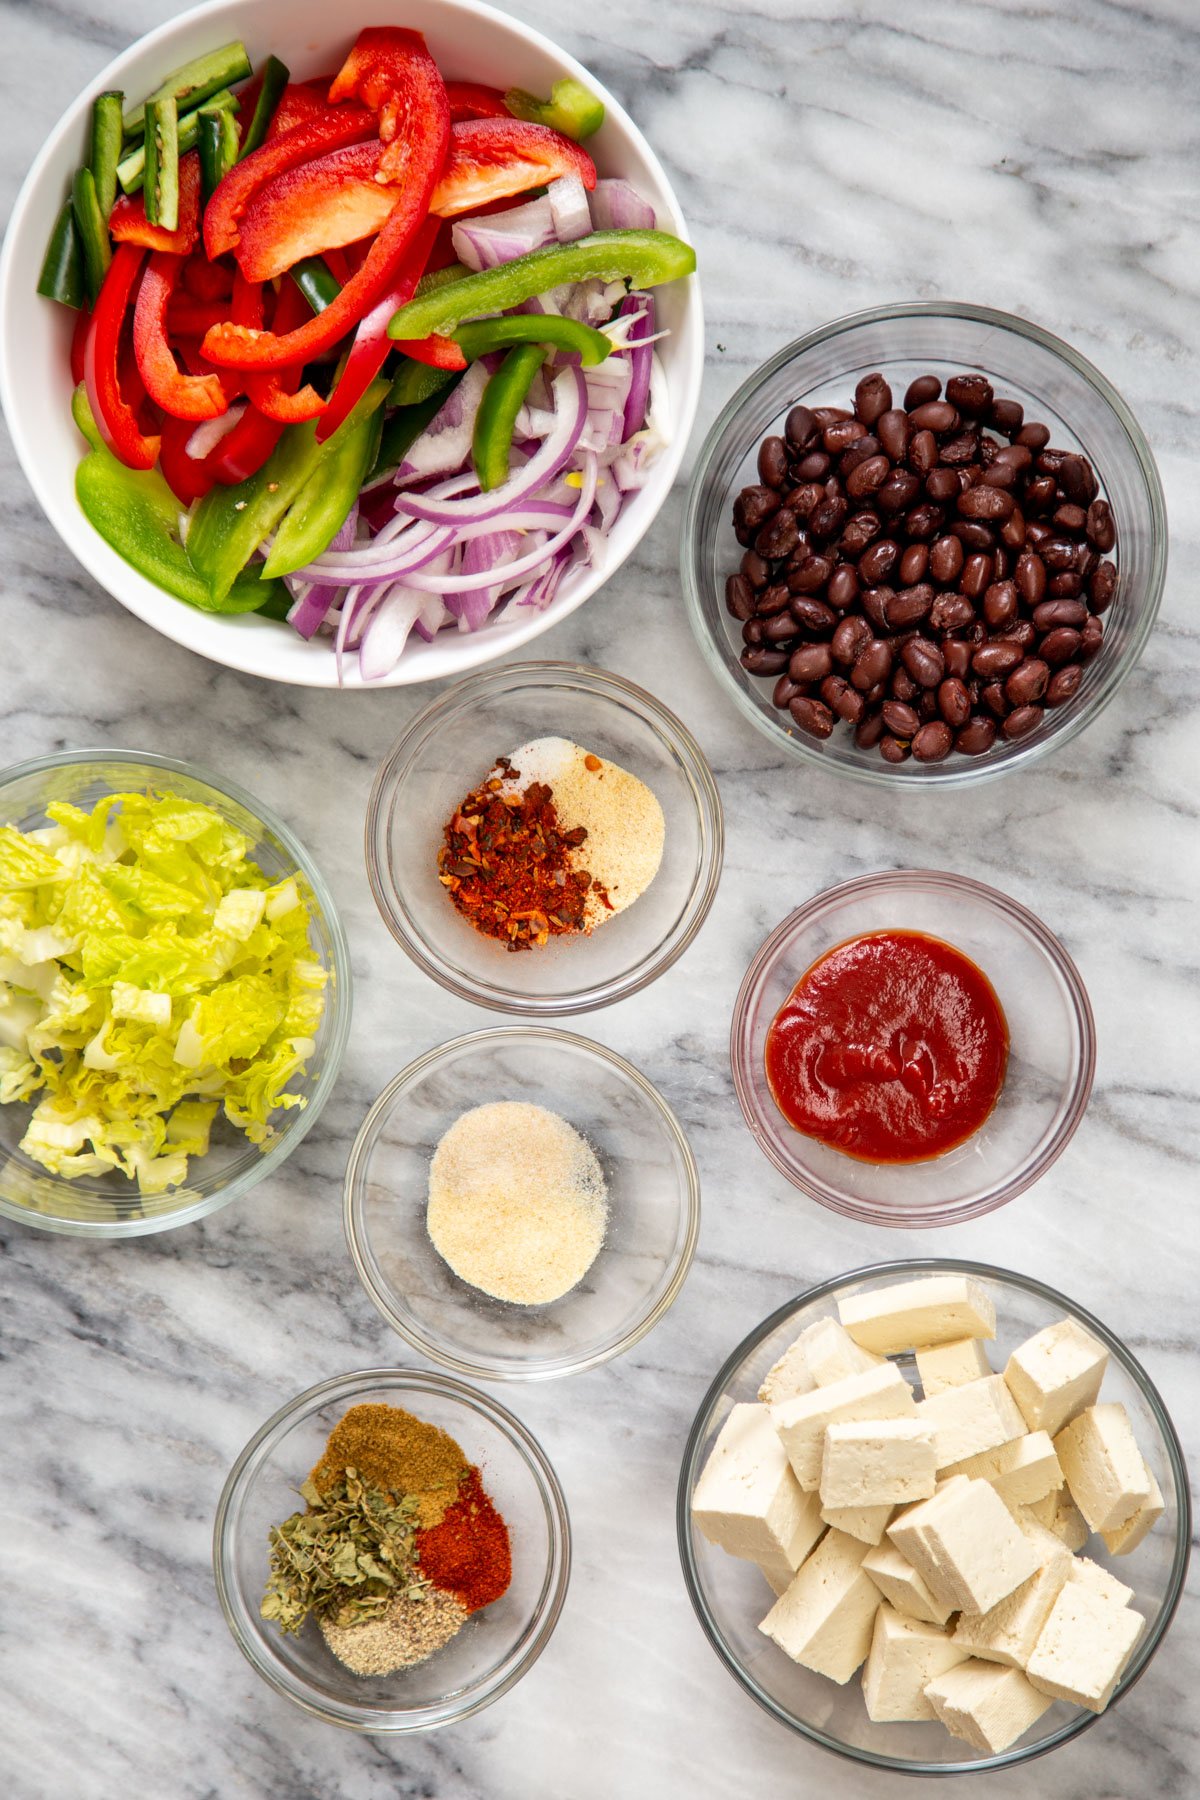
[917,1336,993,1397]
[862,1538,955,1627]
[691,1403,825,1570]
[758,1530,880,1683]
[1026,1583,1145,1711]
[757,1316,883,1406]
[1020,1488,1090,1553]
[925,1660,1053,1754]
[839,1275,995,1356]
[944,1430,1063,1505]
[918,1375,1028,1470]
[1004,1317,1108,1437]
[771,1363,917,1490]
[821,1502,894,1546]
[952,1531,1072,1669]
[820,1419,937,1510]
[1054,1404,1153,1535]
[862,1603,969,1722]
[888,1476,1042,1616]
[1101,1462,1164,1555]
[1069,1557,1134,1609]
[759,1555,795,1597]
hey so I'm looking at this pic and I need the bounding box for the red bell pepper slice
[203,104,376,259]
[83,244,161,469]
[314,213,441,443]
[263,80,338,142]
[203,405,285,484]
[202,34,449,373]
[182,253,233,301]
[132,253,229,421]
[328,26,448,182]
[394,334,467,370]
[158,412,216,505]
[430,118,596,217]
[243,282,327,422]
[234,141,401,283]
[166,293,230,337]
[446,81,511,122]
[111,152,202,255]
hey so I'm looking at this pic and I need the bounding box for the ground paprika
[415,1467,512,1613]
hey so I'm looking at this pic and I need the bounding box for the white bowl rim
[0,0,704,689]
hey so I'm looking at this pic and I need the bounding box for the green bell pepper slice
[387,358,455,408]
[386,230,695,340]
[71,382,104,450]
[123,41,252,140]
[473,344,546,491]
[187,379,389,600]
[372,381,463,481]
[238,54,289,160]
[198,102,240,203]
[37,202,85,309]
[263,391,385,577]
[504,77,605,141]
[76,442,286,615]
[453,314,611,366]
[72,167,111,306]
[143,94,180,231]
[89,91,124,220]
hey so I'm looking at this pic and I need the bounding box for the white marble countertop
[2,1,1197,1795]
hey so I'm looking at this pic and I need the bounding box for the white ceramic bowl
[0,0,703,688]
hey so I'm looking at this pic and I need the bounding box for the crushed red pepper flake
[438,758,611,951]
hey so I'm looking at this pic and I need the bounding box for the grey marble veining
[1,1,1198,1795]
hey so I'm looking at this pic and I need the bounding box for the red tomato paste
[765,930,1008,1163]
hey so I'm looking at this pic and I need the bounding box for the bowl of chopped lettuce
[0,0,703,688]
[0,749,351,1235]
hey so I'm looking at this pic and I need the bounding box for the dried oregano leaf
[260,1466,429,1635]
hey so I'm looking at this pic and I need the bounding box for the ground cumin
[309,1404,466,1528]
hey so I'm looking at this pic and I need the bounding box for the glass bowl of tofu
[365,661,724,1016]
[730,870,1095,1227]
[678,1260,1190,1774]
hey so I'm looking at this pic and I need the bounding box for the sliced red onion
[286,505,358,639]
[594,469,621,531]
[186,403,246,460]
[403,454,599,593]
[296,522,458,585]
[395,365,588,526]
[548,175,592,243]
[412,595,452,643]
[589,178,657,231]
[516,546,572,610]
[562,277,627,325]
[359,588,427,680]
[447,530,523,630]
[395,364,488,481]
[620,291,655,438]
[451,197,555,271]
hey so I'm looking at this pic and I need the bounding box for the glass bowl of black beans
[681,303,1166,785]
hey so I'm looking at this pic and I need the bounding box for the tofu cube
[918,1375,1028,1470]
[691,1403,825,1570]
[1026,1583,1145,1711]
[1101,1462,1164,1555]
[839,1275,995,1356]
[862,1539,955,1626]
[757,1315,882,1406]
[1004,1317,1108,1437]
[888,1476,1042,1616]
[944,1430,1063,1506]
[758,1530,880,1683]
[924,1660,1053,1754]
[771,1363,917,1490]
[952,1531,1072,1669]
[1054,1404,1153,1535]
[1020,1487,1090,1552]
[917,1336,993,1397]
[820,1419,937,1510]
[1069,1557,1134,1609]
[862,1603,969,1722]
[821,1502,894,1546]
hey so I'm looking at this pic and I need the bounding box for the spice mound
[260,1402,511,1678]
[427,1101,608,1305]
[438,736,665,951]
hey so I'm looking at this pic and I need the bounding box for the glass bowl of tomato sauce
[730,871,1095,1226]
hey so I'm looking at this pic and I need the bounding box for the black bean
[1046,664,1083,706]
[1005,658,1049,705]
[861,586,893,634]
[1016,421,1051,449]
[1059,454,1096,505]
[951,521,997,552]
[1033,598,1088,630]
[908,400,959,433]
[943,640,972,679]
[757,436,789,488]
[939,429,980,466]
[855,710,886,748]
[929,535,965,584]
[912,719,953,761]
[787,554,834,595]
[839,512,883,559]
[958,485,1015,521]
[792,449,831,482]
[788,643,834,683]
[981,681,1010,718]
[937,677,971,727]
[756,583,792,617]
[1003,704,1043,739]
[955,715,998,754]
[905,503,944,542]
[741,647,789,675]
[821,675,865,723]
[1080,615,1104,660]
[826,564,862,611]
[891,665,920,702]
[755,509,799,559]
[901,638,945,687]
[972,641,1024,678]
[789,695,834,738]
[960,553,994,599]
[1087,499,1116,552]
[832,615,872,665]
[741,550,770,587]
[882,700,920,737]
[762,611,799,644]
[903,374,941,408]
[855,372,893,426]
[809,495,849,539]
[886,584,935,629]
[1039,627,1082,667]
[785,405,818,450]
[930,593,976,632]
[989,397,1024,436]
[876,408,910,462]
[946,373,993,414]
[879,734,910,764]
[899,544,930,585]
[725,574,755,620]
[852,638,894,690]
[859,539,901,585]
[925,466,961,503]
[846,454,890,498]
[878,468,922,513]
[1089,560,1117,613]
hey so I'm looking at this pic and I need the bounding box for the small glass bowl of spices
[213,1368,569,1732]
[344,1027,701,1380]
[366,661,723,1015]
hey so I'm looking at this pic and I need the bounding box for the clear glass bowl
[730,871,1094,1227]
[0,750,351,1237]
[365,662,723,1015]
[213,1367,570,1732]
[344,1028,700,1379]
[677,1258,1191,1775]
[682,303,1167,788]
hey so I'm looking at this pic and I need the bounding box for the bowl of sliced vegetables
[0,0,703,687]
[0,748,351,1235]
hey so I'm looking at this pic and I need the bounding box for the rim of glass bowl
[729,870,1096,1227]
[364,661,725,1016]
[676,1256,1192,1777]
[680,300,1168,790]
[0,747,352,1238]
[212,1365,571,1732]
[343,1026,702,1380]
